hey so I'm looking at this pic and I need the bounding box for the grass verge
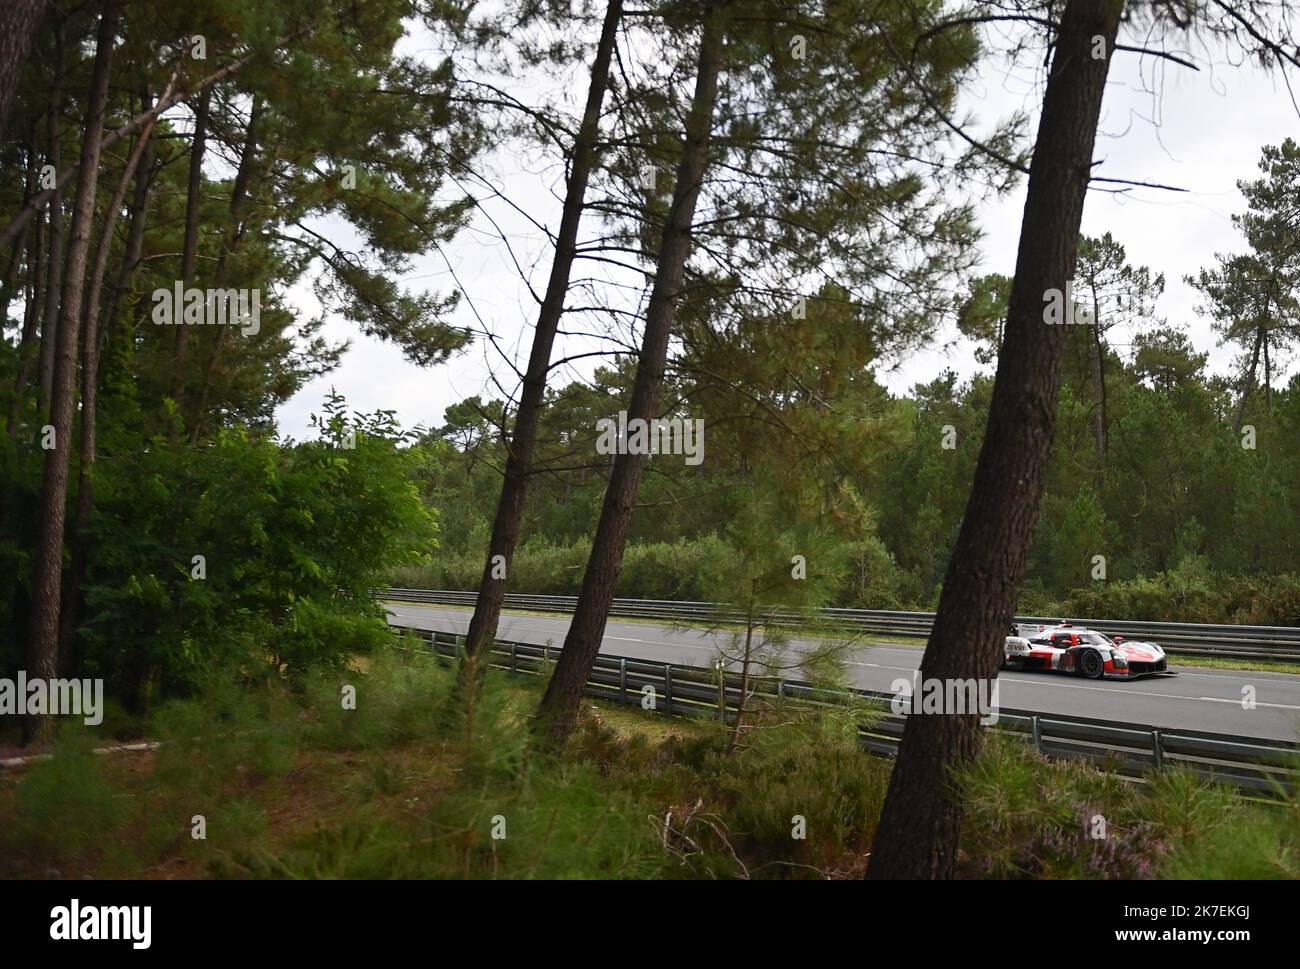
[1,638,1296,879]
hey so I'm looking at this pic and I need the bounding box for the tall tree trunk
[38,34,65,413]
[1232,327,1262,434]
[0,0,47,140]
[727,617,755,755]
[461,0,623,661]
[0,223,26,321]
[189,96,264,440]
[535,4,725,744]
[866,0,1123,880]
[25,0,122,744]
[8,214,43,433]
[1263,330,1272,413]
[7,131,42,436]
[1091,317,1107,475]
[0,136,37,317]
[100,89,156,346]
[1087,279,1107,467]
[170,86,211,413]
[57,111,159,676]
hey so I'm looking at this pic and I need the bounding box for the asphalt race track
[385,602,1300,743]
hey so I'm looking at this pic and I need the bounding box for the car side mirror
[1112,636,1125,644]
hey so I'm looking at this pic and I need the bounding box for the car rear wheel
[1079,649,1105,679]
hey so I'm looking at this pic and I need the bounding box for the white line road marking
[991,676,1300,710]
[1194,695,1300,711]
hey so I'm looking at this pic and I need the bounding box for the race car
[1001,622,1174,679]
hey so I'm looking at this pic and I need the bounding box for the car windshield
[1075,632,1112,646]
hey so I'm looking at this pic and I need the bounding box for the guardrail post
[509,642,516,674]
[777,679,784,700]
[1031,716,1041,751]
[619,658,628,705]
[664,666,673,714]
[1152,729,1164,770]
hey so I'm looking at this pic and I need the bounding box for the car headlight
[1110,652,1127,668]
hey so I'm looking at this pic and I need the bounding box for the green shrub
[150,675,300,799]
[1059,568,1300,625]
[395,532,911,609]
[652,705,887,878]
[956,734,1164,878]
[0,730,126,874]
[64,395,437,709]
[303,641,452,752]
[1160,803,1300,879]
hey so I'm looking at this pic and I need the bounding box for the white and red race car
[1002,622,1174,679]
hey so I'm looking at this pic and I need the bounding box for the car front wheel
[1078,649,1105,679]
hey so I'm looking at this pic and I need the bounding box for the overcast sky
[274,15,1300,440]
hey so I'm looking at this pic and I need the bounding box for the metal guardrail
[381,588,1300,662]
[388,624,1300,795]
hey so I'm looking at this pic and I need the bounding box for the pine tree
[867,0,1124,880]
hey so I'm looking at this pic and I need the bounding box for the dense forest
[2,0,1300,883]
[1,0,479,720]
[406,269,1300,623]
